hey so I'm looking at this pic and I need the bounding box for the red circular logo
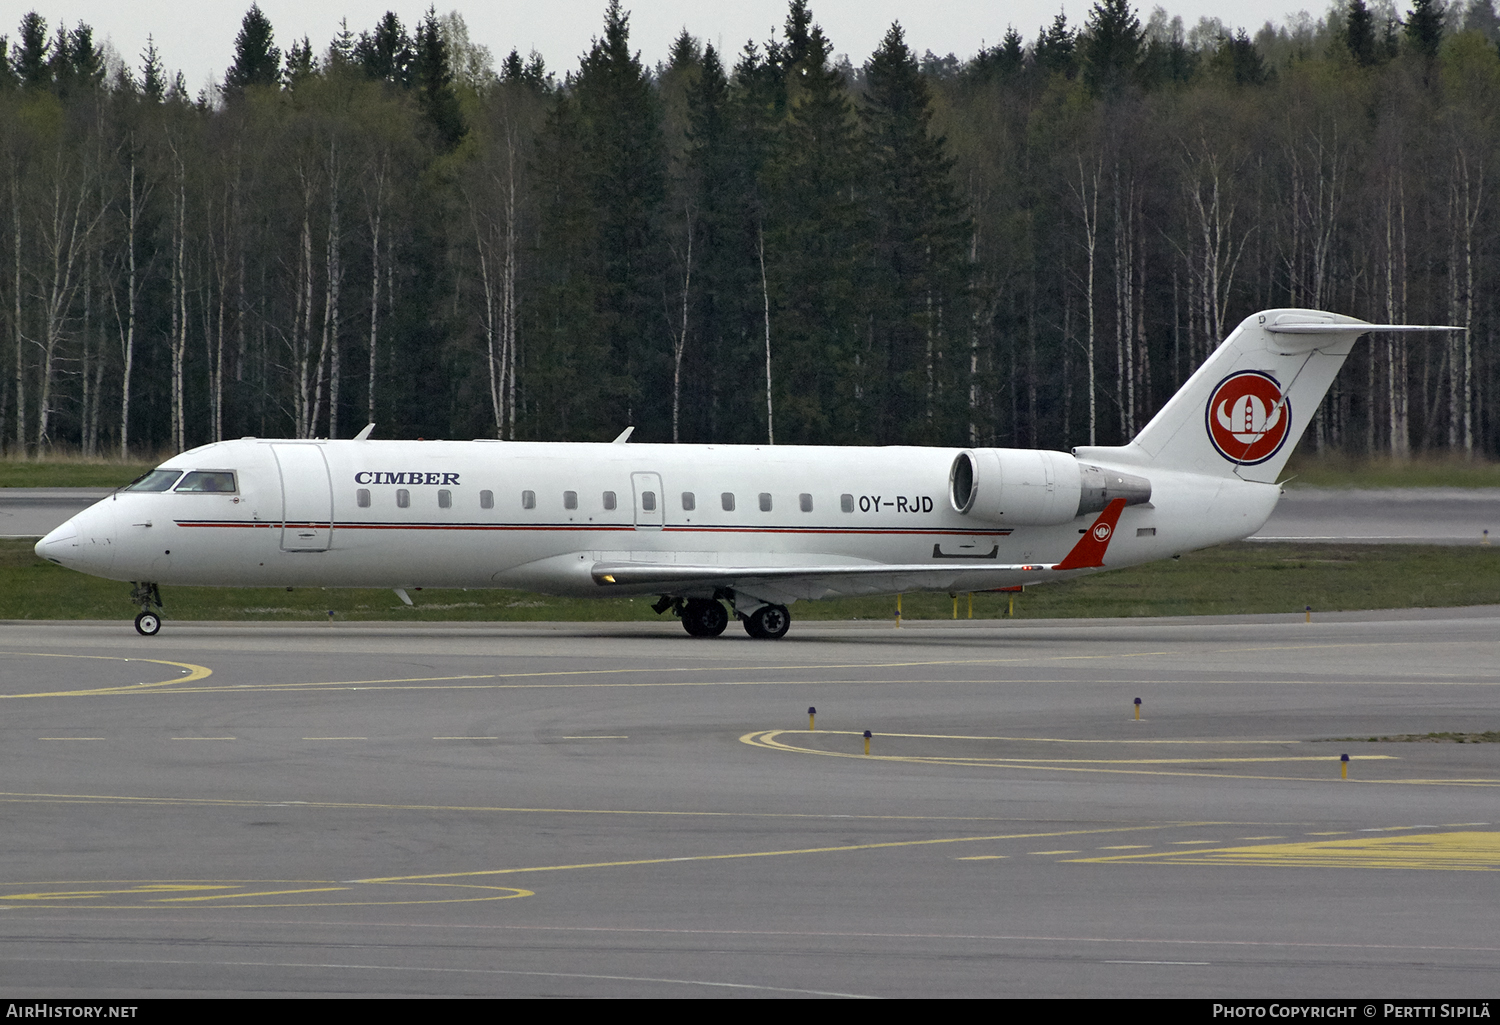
[1206,371,1290,465]
[1092,522,1112,542]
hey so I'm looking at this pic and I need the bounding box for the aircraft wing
[590,499,1129,600]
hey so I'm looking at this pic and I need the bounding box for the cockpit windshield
[124,469,184,492]
[175,470,237,493]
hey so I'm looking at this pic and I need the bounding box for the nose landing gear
[130,582,163,636]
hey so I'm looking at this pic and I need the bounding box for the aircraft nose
[36,502,115,574]
[35,521,78,561]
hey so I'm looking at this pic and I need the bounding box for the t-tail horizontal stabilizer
[1076,310,1463,485]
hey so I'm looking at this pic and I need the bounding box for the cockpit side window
[174,470,237,493]
[125,469,184,492]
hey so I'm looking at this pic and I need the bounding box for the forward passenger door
[271,444,334,551]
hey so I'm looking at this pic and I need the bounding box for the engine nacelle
[949,449,1151,525]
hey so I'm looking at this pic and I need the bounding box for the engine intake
[949,450,1150,525]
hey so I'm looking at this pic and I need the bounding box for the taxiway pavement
[2,613,1499,997]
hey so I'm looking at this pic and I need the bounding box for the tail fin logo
[1092,522,1113,542]
[1206,370,1290,465]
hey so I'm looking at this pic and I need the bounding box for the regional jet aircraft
[37,309,1457,637]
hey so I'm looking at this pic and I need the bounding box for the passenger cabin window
[175,470,237,493]
[641,491,657,511]
[721,492,735,512]
[438,489,452,509]
[564,491,578,510]
[799,493,813,512]
[841,493,854,513]
[759,493,772,512]
[125,469,183,492]
[681,492,695,511]
[356,489,371,508]
[396,489,410,508]
[522,490,536,510]
[480,490,494,509]
[603,491,617,511]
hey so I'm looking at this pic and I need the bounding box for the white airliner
[38,309,1455,637]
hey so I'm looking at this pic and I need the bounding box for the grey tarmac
[1253,487,1500,544]
[2,613,1500,997]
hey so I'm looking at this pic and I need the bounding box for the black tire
[681,598,729,637]
[134,611,161,636]
[743,604,790,640]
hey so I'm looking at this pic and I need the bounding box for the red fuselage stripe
[173,521,1012,537]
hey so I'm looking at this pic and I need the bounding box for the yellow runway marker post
[864,730,872,755]
[808,706,816,731]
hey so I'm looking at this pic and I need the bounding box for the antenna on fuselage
[612,426,634,444]
[354,423,375,441]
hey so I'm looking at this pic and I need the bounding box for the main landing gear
[655,594,791,640]
[130,582,163,636]
[741,603,790,640]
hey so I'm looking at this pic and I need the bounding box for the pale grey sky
[11,1,1331,93]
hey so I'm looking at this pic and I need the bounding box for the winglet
[1052,498,1128,571]
[354,423,375,441]
[612,426,635,444]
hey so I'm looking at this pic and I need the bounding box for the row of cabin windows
[355,489,860,514]
[356,488,494,509]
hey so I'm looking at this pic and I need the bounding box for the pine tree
[1208,30,1267,84]
[1406,0,1446,60]
[1347,0,1379,65]
[284,36,316,86]
[1034,15,1078,78]
[862,23,970,442]
[412,7,464,149]
[761,5,866,443]
[141,36,166,101]
[327,19,356,68]
[1081,0,1144,96]
[355,13,411,86]
[553,0,666,438]
[14,12,49,89]
[223,4,281,91]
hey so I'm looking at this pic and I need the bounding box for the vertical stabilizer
[1077,309,1457,483]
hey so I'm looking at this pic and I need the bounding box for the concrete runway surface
[2,613,1500,998]
[1253,488,1500,544]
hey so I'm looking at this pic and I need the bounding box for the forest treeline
[1,0,1498,458]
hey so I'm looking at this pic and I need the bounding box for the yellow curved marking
[0,879,531,909]
[121,651,1179,696]
[741,729,1392,762]
[0,652,212,699]
[1071,831,1500,871]
[738,730,1462,786]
